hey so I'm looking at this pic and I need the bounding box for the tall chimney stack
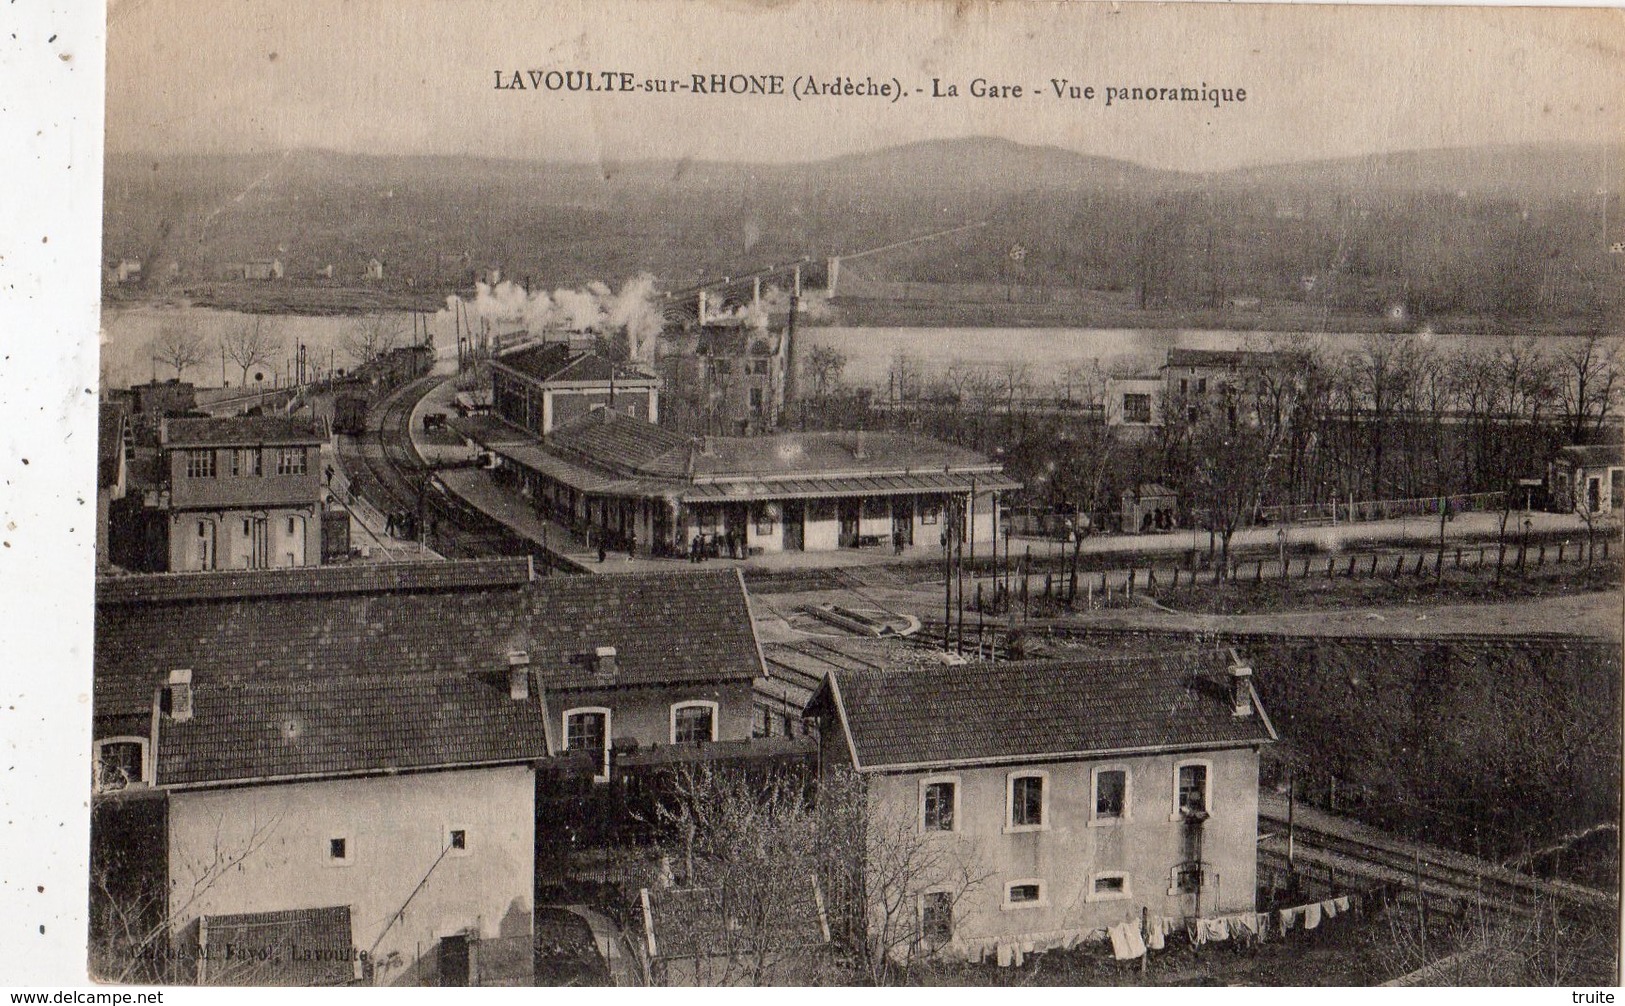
[507,650,531,701]
[166,668,193,722]
[1227,658,1254,718]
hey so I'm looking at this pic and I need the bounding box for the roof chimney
[165,668,193,722]
[507,650,531,701]
[594,646,618,679]
[1227,658,1254,718]
[852,430,866,460]
[700,436,715,457]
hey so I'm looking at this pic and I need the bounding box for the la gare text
[493,70,1247,108]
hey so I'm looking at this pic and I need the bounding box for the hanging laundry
[997,943,1012,967]
[1322,898,1339,920]
[1303,902,1322,930]
[1147,916,1166,950]
[1109,922,1140,960]
[1230,913,1259,938]
[1335,896,1351,914]
[1125,923,1147,959]
[1255,913,1272,941]
[1199,917,1230,943]
[1012,945,1025,967]
[1279,907,1297,933]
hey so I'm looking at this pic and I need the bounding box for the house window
[326,833,353,867]
[1092,767,1128,824]
[444,824,470,859]
[1171,863,1211,895]
[276,448,307,476]
[670,701,717,744]
[749,387,765,413]
[920,777,958,833]
[1001,880,1046,910]
[1088,873,1132,903]
[92,738,147,792]
[1007,772,1047,831]
[231,448,261,477]
[184,449,215,479]
[286,517,297,536]
[1175,761,1211,819]
[920,891,954,944]
[1123,393,1152,424]
[564,708,611,781]
[920,502,941,526]
[1197,377,1208,394]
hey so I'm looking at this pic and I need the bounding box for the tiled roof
[687,430,999,480]
[679,471,1020,503]
[548,409,692,473]
[95,558,534,605]
[1557,444,1623,468]
[156,672,549,787]
[459,411,1016,500]
[821,650,1276,771]
[497,342,572,381]
[643,880,827,960]
[96,569,763,718]
[99,405,128,489]
[196,906,356,986]
[163,416,327,447]
[497,343,656,385]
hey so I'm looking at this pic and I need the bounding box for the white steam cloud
[448,273,665,362]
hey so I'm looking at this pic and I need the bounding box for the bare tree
[647,764,829,986]
[803,345,848,401]
[90,806,282,984]
[219,317,281,390]
[1557,333,1623,444]
[816,767,991,985]
[152,322,206,381]
[340,312,404,367]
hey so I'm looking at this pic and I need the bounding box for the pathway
[561,904,642,987]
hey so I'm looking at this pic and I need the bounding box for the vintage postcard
[12,0,1625,991]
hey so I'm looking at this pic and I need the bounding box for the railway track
[335,376,547,561]
[1257,792,1614,921]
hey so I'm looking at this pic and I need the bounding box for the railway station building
[490,341,661,436]
[451,408,1017,558]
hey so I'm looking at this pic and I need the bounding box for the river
[99,304,1593,391]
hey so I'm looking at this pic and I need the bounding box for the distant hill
[1218,143,1624,197]
[103,138,1622,327]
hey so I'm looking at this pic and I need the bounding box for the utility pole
[1436,495,1447,582]
[942,522,952,652]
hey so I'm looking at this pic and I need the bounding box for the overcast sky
[106,0,1622,171]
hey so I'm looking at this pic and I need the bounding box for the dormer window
[93,738,147,793]
[670,701,717,744]
[564,707,611,782]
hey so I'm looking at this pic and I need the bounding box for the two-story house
[92,559,770,984]
[95,663,548,986]
[153,416,326,571]
[809,649,1277,961]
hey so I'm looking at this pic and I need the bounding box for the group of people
[1137,508,1177,534]
[385,509,433,541]
[686,530,745,562]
